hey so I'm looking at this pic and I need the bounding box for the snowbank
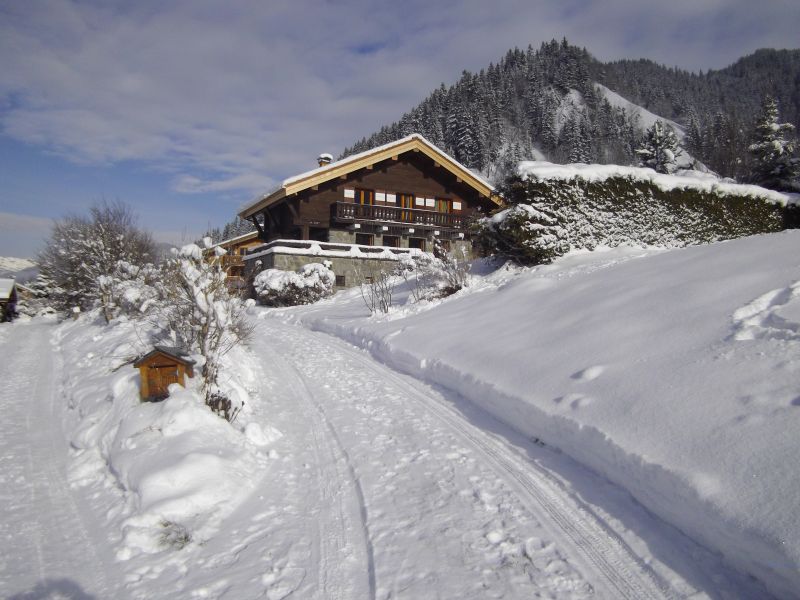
[56,314,278,559]
[518,160,799,206]
[277,231,800,599]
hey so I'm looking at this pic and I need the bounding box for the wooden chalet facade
[207,231,263,289]
[238,134,503,287]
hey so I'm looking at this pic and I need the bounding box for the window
[355,189,373,205]
[451,200,463,212]
[436,198,451,213]
[408,237,426,251]
[375,190,386,203]
[382,235,400,248]
[398,194,414,222]
[309,227,328,242]
[344,188,355,199]
[355,232,373,246]
[335,275,346,287]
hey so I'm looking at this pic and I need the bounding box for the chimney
[317,153,333,167]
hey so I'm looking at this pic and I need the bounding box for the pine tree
[636,120,681,173]
[748,96,799,191]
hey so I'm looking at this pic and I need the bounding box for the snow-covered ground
[0,256,36,273]
[2,231,798,599]
[277,230,800,599]
[0,256,38,282]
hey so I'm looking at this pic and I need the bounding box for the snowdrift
[280,231,800,599]
[55,314,278,560]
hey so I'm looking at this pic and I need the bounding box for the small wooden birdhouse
[133,346,196,401]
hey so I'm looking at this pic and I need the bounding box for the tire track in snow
[252,328,375,600]
[0,322,111,598]
[300,326,676,600]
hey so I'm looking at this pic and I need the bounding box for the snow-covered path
[0,321,120,599]
[247,317,679,599]
[0,313,774,599]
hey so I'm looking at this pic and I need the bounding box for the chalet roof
[239,134,502,219]
[134,346,196,368]
[0,279,15,301]
[213,230,259,249]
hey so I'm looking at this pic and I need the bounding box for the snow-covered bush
[37,201,155,321]
[475,171,788,266]
[748,96,799,192]
[473,202,570,266]
[636,120,681,174]
[155,239,252,418]
[254,263,335,307]
[473,176,570,265]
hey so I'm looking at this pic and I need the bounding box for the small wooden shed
[134,346,195,401]
[0,279,17,322]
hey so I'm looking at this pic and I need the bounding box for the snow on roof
[282,133,495,191]
[518,161,800,206]
[240,134,497,216]
[212,230,259,248]
[0,278,15,300]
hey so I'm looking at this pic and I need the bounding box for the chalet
[238,134,503,288]
[206,230,263,290]
[0,279,17,322]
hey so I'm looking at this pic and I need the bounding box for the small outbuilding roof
[0,279,15,301]
[134,346,196,368]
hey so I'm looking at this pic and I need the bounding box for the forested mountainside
[342,40,800,182]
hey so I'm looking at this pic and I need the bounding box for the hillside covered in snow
[343,41,800,182]
[278,230,800,599]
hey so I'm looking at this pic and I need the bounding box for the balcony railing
[334,202,465,229]
[220,254,244,269]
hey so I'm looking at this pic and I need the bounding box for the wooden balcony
[220,254,244,269]
[334,202,466,230]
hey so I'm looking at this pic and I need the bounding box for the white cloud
[0,0,796,202]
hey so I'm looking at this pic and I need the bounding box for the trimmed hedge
[474,174,790,265]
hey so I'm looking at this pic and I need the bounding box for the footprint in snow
[570,395,594,409]
[571,365,606,381]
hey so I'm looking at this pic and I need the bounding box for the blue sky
[1,0,798,257]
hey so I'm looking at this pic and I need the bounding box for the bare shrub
[159,520,191,550]
[358,267,394,314]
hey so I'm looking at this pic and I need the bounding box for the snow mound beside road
[280,231,800,599]
[58,315,276,559]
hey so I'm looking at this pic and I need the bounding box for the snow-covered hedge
[254,263,335,307]
[475,163,797,265]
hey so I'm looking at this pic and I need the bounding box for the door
[148,364,180,399]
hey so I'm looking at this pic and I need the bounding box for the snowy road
[0,315,772,599]
[0,321,120,599]
[247,318,676,599]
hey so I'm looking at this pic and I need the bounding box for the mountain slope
[343,41,800,181]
